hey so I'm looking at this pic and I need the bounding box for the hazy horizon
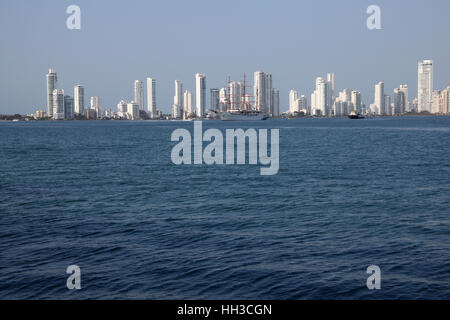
[1,0,449,114]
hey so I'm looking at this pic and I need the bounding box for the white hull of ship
[220,112,269,121]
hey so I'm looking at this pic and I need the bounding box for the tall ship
[219,74,270,121]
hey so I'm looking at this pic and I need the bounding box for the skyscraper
[351,91,362,113]
[173,80,183,119]
[219,87,228,112]
[431,90,441,114]
[52,89,64,120]
[326,73,335,116]
[146,78,156,118]
[312,77,327,116]
[440,87,450,114]
[210,88,220,111]
[254,71,266,112]
[399,85,409,112]
[64,95,74,120]
[374,82,385,115]
[265,73,272,114]
[74,85,84,115]
[393,89,405,115]
[418,60,433,112]
[289,90,299,113]
[385,94,392,115]
[183,90,193,115]
[195,73,206,117]
[46,69,57,117]
[90,96,101,118]
[134,80,145,111]
[229,82,242,110]
[272,89,280,117]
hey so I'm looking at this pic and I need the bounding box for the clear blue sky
[1,0,449,114]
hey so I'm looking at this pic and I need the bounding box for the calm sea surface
[0,116,449,299]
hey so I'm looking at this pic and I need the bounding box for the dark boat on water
[348,111,365,119]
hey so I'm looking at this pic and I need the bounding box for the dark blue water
[0,117,449,299]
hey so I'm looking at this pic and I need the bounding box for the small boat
[348,111,365,119]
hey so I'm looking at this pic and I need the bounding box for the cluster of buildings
[288,60,450,117]
[170,71,280,119]
[34,60,449,120]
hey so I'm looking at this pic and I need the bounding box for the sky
[0,0,449,115]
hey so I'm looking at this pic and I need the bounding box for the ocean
[0,116,449,299]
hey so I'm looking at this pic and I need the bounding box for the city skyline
[34,59,449,120]
[1,0,450,115]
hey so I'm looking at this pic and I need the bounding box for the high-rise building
[52,89,64,120]
[312,77,327,116]
[272,89,280,117]
[384,94,392,115]
[289,90,299,113]
[127,101,140,120]
[64,95,74,120]
[117,100,128,119]
[74,85,84,115]
[134,80,144,111]
[265,73,272,114]
[431,90,441,114]
[219,87,228,112]
[254,71,266,112]
[418,60,433,112]
[229,81,242,110]
[46,69,57,117]
[183,90,193,115]
[440,87,450,114]
[210,88,220,111]
[195,73,206,117]
[399,85,409,112]
[393,89,405,115]
[146,78,156,118]
[351,91,362,113]
[326,73,335,116]
[374,82,385,115]
[90,96,101,118]
[173,80,183,119]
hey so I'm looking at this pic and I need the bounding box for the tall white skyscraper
[418,60,433,112]
[374,82,385,115]
[146,77,156,118]
[173,80,183,119]
[74,85,84,115]
[183,90,193,115]
[134,80,145,111]
[289,90,299,113]
[254,71,266,112]
[52,89,64,120]
[431,90,441,114]
[272,89,280,117]
[312,77,327,116]
[195,73,206,117]
[46,69,57,117]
